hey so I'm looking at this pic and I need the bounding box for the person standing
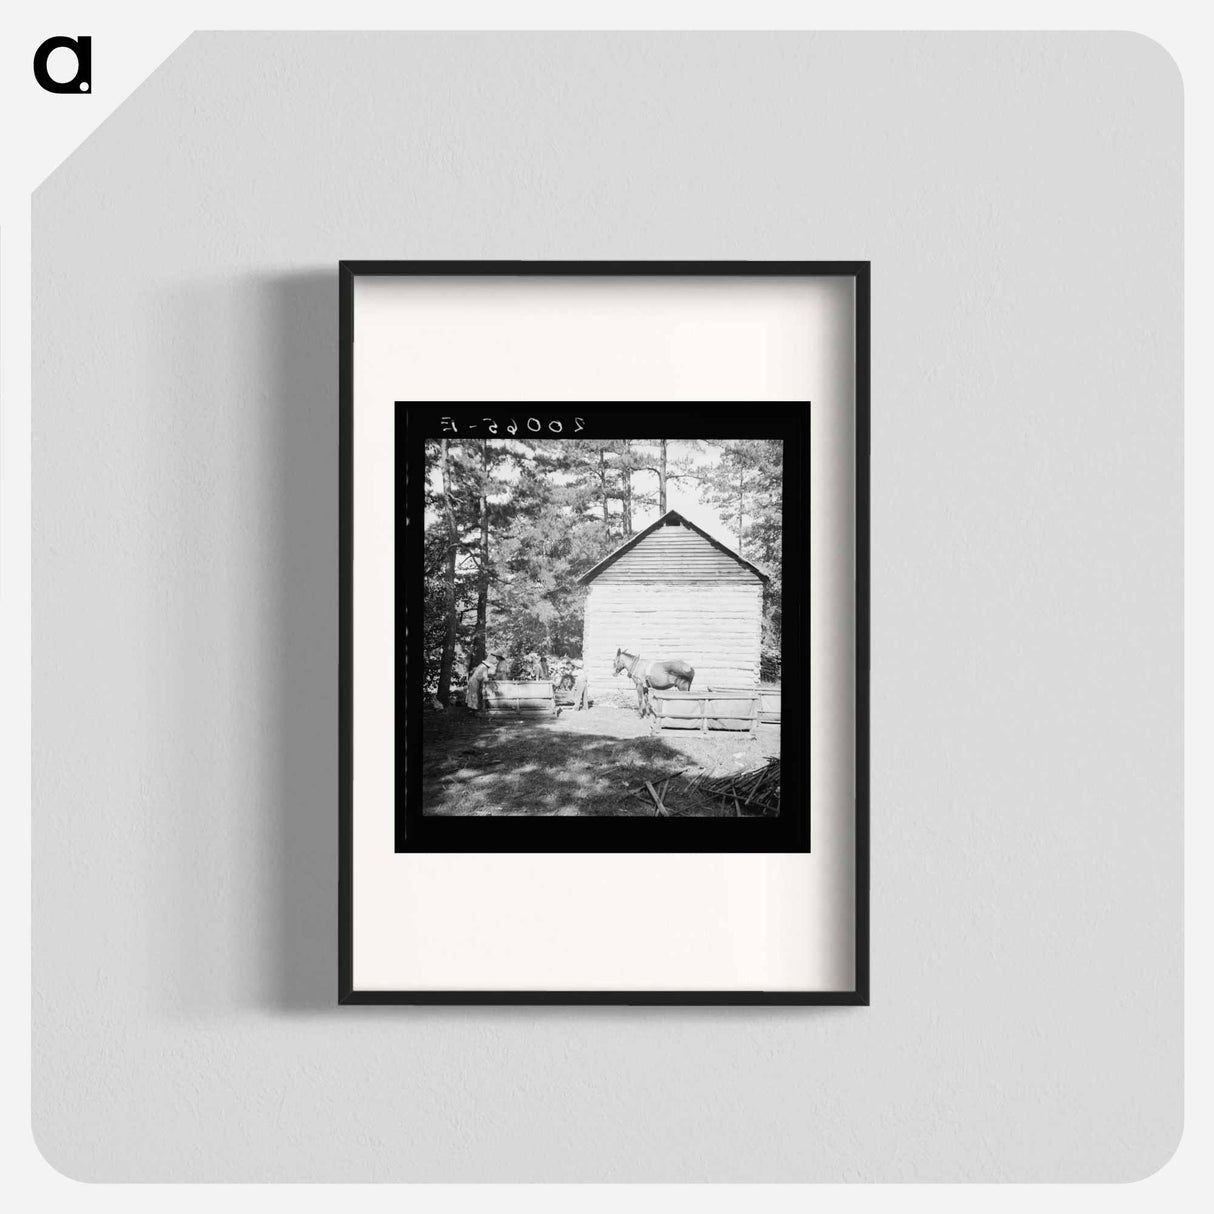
[570,659,589,711]
[465,652,503,712]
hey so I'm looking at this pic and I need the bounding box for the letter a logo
[34,35,92,94]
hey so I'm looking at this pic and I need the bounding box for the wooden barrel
[482,679,556,715]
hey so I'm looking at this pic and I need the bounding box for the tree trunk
[736,464,745,555]
[621,439,633,536]
[658,439,667,513]
[598,449,610,525]
[436,438,459,705]
[472,440,489,668]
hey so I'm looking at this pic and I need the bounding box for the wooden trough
[482,679,556,716]
[758,683,781,727]
[648,686,761,736]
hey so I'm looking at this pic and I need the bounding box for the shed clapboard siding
[584,582,764,694]
[578,512,768,699]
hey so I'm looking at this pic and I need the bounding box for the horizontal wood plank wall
[583,582,763,697]
[591,522,760,582]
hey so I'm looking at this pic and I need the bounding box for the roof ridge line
[577,508,770,585]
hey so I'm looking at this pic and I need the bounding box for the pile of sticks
[685,759,781,816]
[621,759,781,817]
[621,769,689,816]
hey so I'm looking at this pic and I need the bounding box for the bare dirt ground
[422,702,780,817]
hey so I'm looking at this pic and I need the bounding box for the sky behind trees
[427,440,739,548]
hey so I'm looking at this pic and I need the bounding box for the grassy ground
[422,702,780,817]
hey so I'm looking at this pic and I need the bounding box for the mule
[613,647,695,715]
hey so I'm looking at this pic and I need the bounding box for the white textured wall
[32,32,1181,1181]
[584,581,762,695]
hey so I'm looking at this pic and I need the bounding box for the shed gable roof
[577,510,770,585]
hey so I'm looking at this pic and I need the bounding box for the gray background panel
[32,32,1181,1181]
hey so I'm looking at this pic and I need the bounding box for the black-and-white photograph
[408,415,796,832]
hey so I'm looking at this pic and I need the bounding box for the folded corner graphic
[0,19,192,207]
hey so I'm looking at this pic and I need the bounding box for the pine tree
[423,438,492,700]
[434,438,460,704]
[697,438,784,669]
[468,439,513,670]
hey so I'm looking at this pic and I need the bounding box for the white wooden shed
[577,510,769,697]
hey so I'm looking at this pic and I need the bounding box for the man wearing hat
[465,651,504,712]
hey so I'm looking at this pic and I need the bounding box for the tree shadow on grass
[421,711,740,817]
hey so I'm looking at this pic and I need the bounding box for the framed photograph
[340,261,869,1004]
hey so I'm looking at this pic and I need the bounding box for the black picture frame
[339,260,870,1006]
